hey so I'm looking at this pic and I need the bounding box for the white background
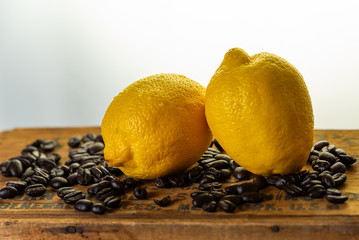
[1,0,359,131]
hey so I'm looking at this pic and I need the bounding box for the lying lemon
[205,48,314,176]
[101,73,212,180]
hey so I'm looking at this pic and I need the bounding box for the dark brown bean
[318,152,337,165]
[313,140,329,151]
[74,199,93,211]
[104,196,122,208]
[40,140,56,152]
[192,193,215,207]
[326,195,348,204]
[50,177,68,189]
[283,184,303,197]
[0,186,18,198]
[326,188,342,196]
[228,160,240,171]
[333,173,347,187]
[133,187,147,199]
[168,176,185,187]
[31,175,48,186]
[199,175,217,185]
[330,162,346,174]
[110,179,125,194]
[9,159,23,178]
[338,155,356,166]
[124,177,138,188]
[25,184,46,197]
[77,168,92,185]
[88,142,105,155]
[198,182,222,191]
[308,188,325,198]
[214,154,232,161]
[321,175,335,188]
[218,200,236,213]
[57,187,75,198]
[63,190,86,204]
[220,195,242,205]
[6,181,27,192]
[154,196,171,207]
[202,201,217,212]
[67,173,78,186]
[241,192,263,203]
[204,160,229,170]
[92,203,106,214]
[233,167,251,181]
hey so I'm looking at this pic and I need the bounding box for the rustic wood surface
[0,127,359,240]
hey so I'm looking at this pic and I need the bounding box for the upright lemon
[206,48,314,176]
[101,73,212,180]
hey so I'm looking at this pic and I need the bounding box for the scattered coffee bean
[220,195,242,205]
[233,167,251,181]
[198,182,222,191]
[252,175,268,189]
[241,192,263,203]
[67,173,78,186]
[75,199,93,212]
[31,175,48,186]
[57,187,75,198]
[313,140,329,151]
[283,184,303,197]
[154,196,171,207]
[330,162,346,174]
[192,193,215,207]
[25,184,46,197]
[338,155,356,166]
[186,166,204,182]
[133,187,147,199]
[202,201,217,212]
[321,174,335,188]
[326,195,348,204]
[6,181,27,192]
[96,187,117,201]
[77,168,92,185]
[110,178,125,194]
[63,190,86,204]
[154,176,172,188]
[0,186,18,198]
[124,177,138,188]
[40,140,56,152]
[104,196,122,208]
[326,188,342,196]
[92,203,107,214]
[50,177,68,189]
[218,200,236,213]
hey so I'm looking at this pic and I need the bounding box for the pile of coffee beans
[1,135,357,214]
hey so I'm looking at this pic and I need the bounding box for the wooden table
[0,127,359,239]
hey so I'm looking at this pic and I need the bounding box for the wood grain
[1,128,359,239]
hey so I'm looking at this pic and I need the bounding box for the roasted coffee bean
[69,148,88,158]
[330,162,346,174]
[22,146,39,156]
[104,196,122,208]
[204,160,229,170]
[302,180,322,190]
[333,173,347,187]
[28,138,44,148]
[80,162,97,169]
[199,175,217,185]
[25,184,46,197]
[68,136,82,148]
[198,182,221,191]
[321,174,335,188]
[48,152,61,164]
[69,163,80,174]
[206,147,221,154]
[326,195,348,204]
[308,188,325,198]
[124,177,138,188]
[0,186,18,198]
[74,199,93,211]
[233,167,251,181]
[266,174,282,185]
[88,180,111,195]
[96,188,117,201]
[310,150,320,156]
[83,133,96,143]
[283,184,303,197]
[77,168,92,185]
[9,159,23,177]
[211,138,224,152]
[133,187,147,199]
[307,184,325,193]
[318,152,337,165]
[40,140,56,152]
[154,176,171,188]
[338,155,356,166]
[214,154,232,162]
[326,188,342,196]
[67,173,78,186]
[202,201,217,212]
[190,191,207,198]
[50,168,67,178]
[321,146,329,152]
[81,156,102,165]
[218,200,236,213]
[308,155,319,165]
[209,189,227,201]
[297,169,310,180]
[57,187,75,198]
[168,176,185,187]
[1,161,12,177]
[252,175,268,189]
[204,167,222,180]
[34,167,50,183]
[186,166,204,182]
[336,149,346,156]
[199,158,219,165]
[154,196,172,207]
[31,175,48,186]
[88,142,105,155]
[327,145,337,156]
[201,154,214,160]
[95,133,104,143]
[219,169,232,179]
[313,160,330,172]
[241,192,264,203]
[313,140,329,151]
[110,179,125,194]
[105,166,123,176]
[63,190,86,204]
[228,160,240,171]
[318,170,331,180]
[102,175,115,182]
[285,174,301,185]
[220,195,242,205]
[225,182,259,195]
[92,203,106,214]
[300,174,317,187]
[6,181,27,192]
[192,193,215,207]
[37,158,57,172]
[50,177,68,189]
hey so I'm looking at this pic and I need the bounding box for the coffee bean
[50,177,68,189]
[266,174,282,185]
[37,158,57,172]
[313,160,330,172]
[202,201,217,212]
[105,166,123,176]
[88,142,105,155]
[31,175,48,186]
[9,159,23,178]
[154,196,172,207]
[241,192,264,203]
[204,160,229,170]
[308,188,325,198]
[219,169,232,179]
[330,162,346,174]
[77,168,92,185]
[308,155,319,165]
[6,181,27,192]
[220,195,242,205]
[283,184,303,197]
[40,140,56,152]
[310,150,320,156]
[214,154,232,162]
[235,182,260,194]
[74,199,93,212]
[321,175,335,188]
[50,168,67,178]
[335,149,347,156]
[80,162,97,169]
[88,181,111,195]
[168,176,185,187]
[63,190,86,204]
[252,175,268,189]
[199,175,217,185]
[57,187,75,198]
[218,200,236,213]
[33,167,50,183]
[48,152,61,164]
[209,189,227,201]
[110,179,125,194]
[206,147,221,154]
[337,155,356,166]
[228,160,240,171]
[313,140,329,151]
[333,173,347,187]
[186,166,204,183]
[318,170,331,180]
[83,133,96,143]
[297,169,310,180]
[192,193,215,207]
[92,203,106,214]
[104,196,122,208]
[68,136,82,148]
[67,173,78,186]
[0,186,18,198]
[233,167,251,181]
[25,184,46,197]
[199,158,219,166]
[96,187,117,201]
[198,182,222,191]
[204,167,222,180]
[326,188,342,196]
[154,176,171,188]
[69,163,80,174]
[133,187,147,199]
[124,177,138,188]
[326,195,348,204]
[190,191,207,198]
[318,152,337,165]
[307,184,325,193]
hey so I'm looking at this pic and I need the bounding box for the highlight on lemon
[205,48,314,176]
[101,73,213,180]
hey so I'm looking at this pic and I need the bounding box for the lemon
[101,73,213,180]
[205,48,314,176]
